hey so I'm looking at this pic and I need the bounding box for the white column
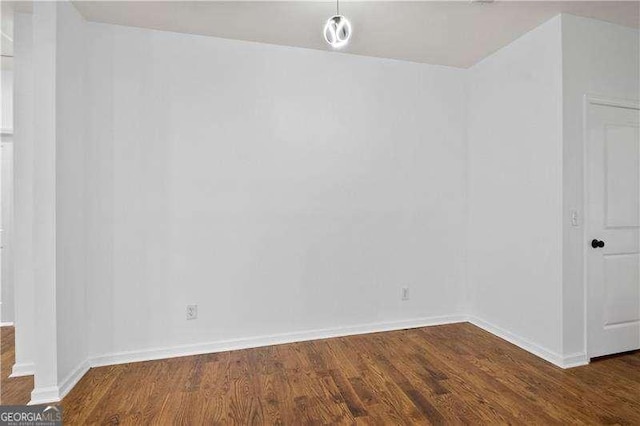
[11,11,35,379]
[29,1,58,404]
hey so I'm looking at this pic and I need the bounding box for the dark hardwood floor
[1,326,33,405]
[3,323,640,423]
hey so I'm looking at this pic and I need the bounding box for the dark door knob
[591,239,605,248]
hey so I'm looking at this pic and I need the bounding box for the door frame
[583,94,640,358]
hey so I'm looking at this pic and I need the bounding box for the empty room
[0,0,639,424]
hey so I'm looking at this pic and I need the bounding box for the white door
[587,101,640,358]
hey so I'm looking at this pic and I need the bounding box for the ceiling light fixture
[323,0,351,49]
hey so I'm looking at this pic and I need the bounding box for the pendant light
[323,0,351,49]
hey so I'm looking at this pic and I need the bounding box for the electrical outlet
[401,287,410,301]
[186,304,198,320]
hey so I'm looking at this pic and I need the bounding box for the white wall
[84,23,468,359]
[561,15,640,357]
[467,16,565,357]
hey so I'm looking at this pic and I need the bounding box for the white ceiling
[72,1,640,68]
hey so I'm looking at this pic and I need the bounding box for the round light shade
[323,15,352,49]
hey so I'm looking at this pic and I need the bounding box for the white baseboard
[58,360,90,400]
[0,321,15,327]
[10,362,35,377]
[561,352,590,368]
[90,314,467,368]
[468,316,589,369]
[29,386,60,406]
[26,360,91,405]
